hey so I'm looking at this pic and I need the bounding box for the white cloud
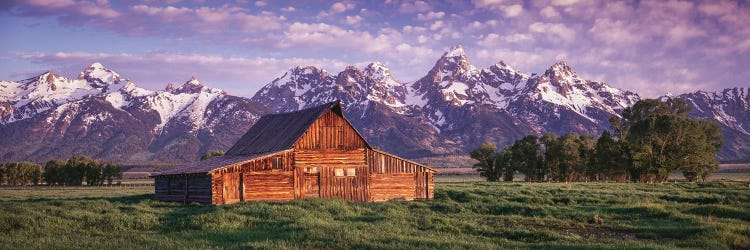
[588,18,645,45]
[503,4,523,17]
[471,0,505,8]
[331,2,355,13]
[344,15,363,26]
[399,1,430,13]
[130,5,285,34]
[254,1,267,7]
[281,6,296,12]
[539,6,560,19]
[551,0,582,6]
[429,20,444,31]
[279,22,395,54]
[417,11,445,21]
[529,22,576,43]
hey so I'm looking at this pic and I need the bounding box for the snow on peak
[89,62,105,69]
[546,61,575,77]
[444,44,466,58]
[364,62,399,86]
[172,76,205,94]
[164,83,176,92]
[78,62,121,86]
[186,76,201,86]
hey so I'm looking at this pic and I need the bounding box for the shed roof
[156,151,287,175]
[225,101,369,156]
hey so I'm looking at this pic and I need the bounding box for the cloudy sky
[1,0,748,97]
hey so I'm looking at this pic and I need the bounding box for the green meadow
[1,182,748,249]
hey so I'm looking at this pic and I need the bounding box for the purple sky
[1,0,748,98]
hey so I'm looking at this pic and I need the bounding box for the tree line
[471,98,723,183]
[0,155,123,186]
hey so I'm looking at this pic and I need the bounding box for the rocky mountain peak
[364,61,394,83]
[444,44,467,59]
[336,66,364,86]
[164,83,176,92]
[171,76,205,94]
[78,62,122,86]
[42,71,59,84]
[432,45,478,82]
[545,61,577,79]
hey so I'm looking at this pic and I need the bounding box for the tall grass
[0,182,748,249]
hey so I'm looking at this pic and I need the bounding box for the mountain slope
[1,46,748,165]
[0,63,268,163]
[678,87,750,160]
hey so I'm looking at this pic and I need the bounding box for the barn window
[271,157,283,170]
[304,167,319,173]
[335,168,356,177]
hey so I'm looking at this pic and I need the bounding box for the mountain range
[1,45,748,166]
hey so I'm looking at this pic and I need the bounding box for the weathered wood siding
[210,151,294,205]
[294,110,367,150]
[370,173,415,201]
[366,149,435,200]
[294,149,369,201]
[244,171,295,201]
[154,174,212,204]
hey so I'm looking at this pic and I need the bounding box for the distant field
[1,182,748,249]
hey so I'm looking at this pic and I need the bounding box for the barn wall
[154,174,212,204]
[366,149,435,200]
[295,110,367,151]
[210,151,296,205]
[370,173,415,201]
[294,149,369,201]
[244,171,295,201]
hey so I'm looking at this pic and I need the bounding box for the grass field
[1,182,749,249]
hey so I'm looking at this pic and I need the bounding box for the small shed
[154,101,435,205]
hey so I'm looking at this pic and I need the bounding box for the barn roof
[156,151,288,175]
[225,101,369,156]
[156,101,374,176]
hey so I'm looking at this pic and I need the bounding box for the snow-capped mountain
[0,63,267,163]
[1,46,748,165]
[247,45,747,162]
[677,87,750,160]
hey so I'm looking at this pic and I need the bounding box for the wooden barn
[154,101,435,205]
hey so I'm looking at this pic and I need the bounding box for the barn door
[303,167,320,198]
[222,173,242,204]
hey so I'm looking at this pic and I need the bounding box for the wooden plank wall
[318,166,369,201]
[211,151,295,205]
[370,173,416,201]
[294,149,369,201]
[244,171,295,201]
[366,149,435,200]
[154,174,212,204]
[295,110,367,150]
